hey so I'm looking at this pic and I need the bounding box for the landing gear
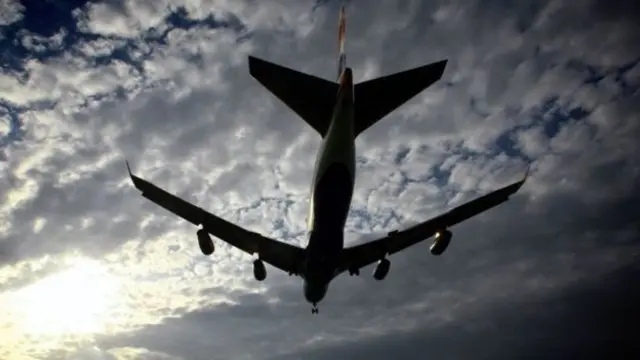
[348,268,360,276]
[311,303,319,314]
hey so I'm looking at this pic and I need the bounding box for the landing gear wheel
[311,304,319,314]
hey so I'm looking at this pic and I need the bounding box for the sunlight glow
[7,257,121,335]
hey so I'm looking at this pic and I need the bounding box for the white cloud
[18,29,67,53]
[0,0,23,26]
[515,125,547,157]
[0,112,10,135]
[0,0,638,358]
[80,2,165,38]
[0,69,50,106]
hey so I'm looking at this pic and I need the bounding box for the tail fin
[249,4,447,139]
[337,5,347,80]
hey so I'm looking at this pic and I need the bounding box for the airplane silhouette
[127,5,528,314]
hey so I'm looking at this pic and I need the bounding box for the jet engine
[253,259,266,281]
[197,229,214,255]
[429,230,452,256]
[372,258,390,280]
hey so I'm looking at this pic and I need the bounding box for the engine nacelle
[253,259,266,281]
[372,258,390,280]
[197,229,214,255]
[430,230,452,256]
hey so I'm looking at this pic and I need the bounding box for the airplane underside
[310,162,354,235]
[126,5,529,316]
[302,162,353,313]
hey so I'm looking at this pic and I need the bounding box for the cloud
[0,0,24,26]
[0,0,638,358]
[270,262,640,360]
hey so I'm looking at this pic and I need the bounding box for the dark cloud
[0,0,639,358]
[86,183,640,359]
[271,262,640,360]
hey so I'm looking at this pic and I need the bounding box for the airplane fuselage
[126,5,467,315]
[302,68,355,305]
[128,5,525,314]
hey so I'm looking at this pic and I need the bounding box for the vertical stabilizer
[337,5,347,80]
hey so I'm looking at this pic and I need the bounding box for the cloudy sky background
[1,0,639,359]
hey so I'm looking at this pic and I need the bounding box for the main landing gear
[311,303,319,314]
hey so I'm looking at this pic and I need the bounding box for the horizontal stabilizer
[248,56,339,137]
[354,60,447,136]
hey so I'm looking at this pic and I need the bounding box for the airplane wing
[126,162,305,275]
[340,170,529,273]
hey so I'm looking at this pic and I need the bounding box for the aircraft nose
[303,282,327,303]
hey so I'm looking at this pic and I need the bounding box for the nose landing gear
[311,303,319,314]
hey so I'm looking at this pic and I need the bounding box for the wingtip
[431,59,448,78]
[125,160,138,187]
[247,55,261,75]
[512,165,531,192]
[523,164,531,182]
[438,59,448,73]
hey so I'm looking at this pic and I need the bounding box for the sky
[0,0,639,359]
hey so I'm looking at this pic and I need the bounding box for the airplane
[126,5,528,314]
